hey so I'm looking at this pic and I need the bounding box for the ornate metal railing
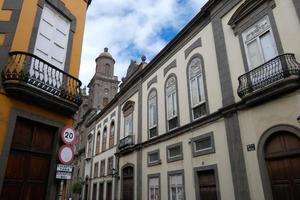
[2,51,82,105]
[118,135,135,149]
[238,54,300,98]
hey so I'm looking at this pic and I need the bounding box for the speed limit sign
[61,126,76,145]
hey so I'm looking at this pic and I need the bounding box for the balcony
[118,135,135,149]
[237,54,300,102]
[2,51,82,115]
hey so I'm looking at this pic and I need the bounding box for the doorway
[1,117,56,200]
[264,132,300,200]
[122,166,134,200]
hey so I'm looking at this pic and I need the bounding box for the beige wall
[273,0,300,61]
[142,120,235,200]
[238,92,300,200]
[142,23,223,142]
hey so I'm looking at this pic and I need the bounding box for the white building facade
[79,0,300,199]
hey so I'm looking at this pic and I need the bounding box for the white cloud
[79,0,208,87]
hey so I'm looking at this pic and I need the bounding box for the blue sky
[79,0,208,87]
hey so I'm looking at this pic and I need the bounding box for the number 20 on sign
[61,126,76,145]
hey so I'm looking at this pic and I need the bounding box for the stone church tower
[88,48,119,110]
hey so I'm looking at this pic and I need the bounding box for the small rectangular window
[167,142,183,163]
[149,127,157,139]
[168,117,178,130]
[191,132,215,157]
[148,150,161,167]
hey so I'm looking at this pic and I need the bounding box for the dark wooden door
[1,117,56,200]
[122,166,134,200]
[197,169,217,200]
[106,182,112,200]
[99,183,104,200]
[92,183,97,200]
[265,132,300,200]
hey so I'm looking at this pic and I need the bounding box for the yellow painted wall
[0,0,88,153]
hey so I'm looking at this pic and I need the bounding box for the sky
[79,0,209,87]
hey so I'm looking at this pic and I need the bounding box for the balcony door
[34,4,70,71]
[265,132,300,200]
[242,16,278,88]
[32,4,70,87]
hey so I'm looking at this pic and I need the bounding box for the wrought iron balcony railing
[118,135,135,149]
[2,51,82,114]
[237,54,300,98]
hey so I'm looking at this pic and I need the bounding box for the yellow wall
[0,0,88,152]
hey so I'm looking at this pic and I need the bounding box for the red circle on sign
[58,145,74,165]
[61,126,76,145]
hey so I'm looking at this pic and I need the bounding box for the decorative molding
[147,76,157,89]
[184,37,202,58]
[163,59,177,76]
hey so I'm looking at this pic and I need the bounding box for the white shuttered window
[34,4,70,71]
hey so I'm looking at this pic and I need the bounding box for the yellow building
[0,0,91,199]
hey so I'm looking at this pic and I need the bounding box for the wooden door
[1,117,56,200]
[197,169,217,200]
[265,132,300,200]
[106,182,112,200]
[92,183,97,200]
[99,183,104,200]
[122,166,134,200]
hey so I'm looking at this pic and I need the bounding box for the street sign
[57,164,73,172]
[61,126,76,145]
[56,171,72,180]
[58,145,74,165]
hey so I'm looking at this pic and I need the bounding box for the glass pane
[195,137,211,151]
[169,145,181,158]
[149,152,159,163]
[260,31,277,62]
[247,39,263,69]
[191,78,199,106]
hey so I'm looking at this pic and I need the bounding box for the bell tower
[88,48,119,110]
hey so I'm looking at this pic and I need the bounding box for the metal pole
[58,180,64,200]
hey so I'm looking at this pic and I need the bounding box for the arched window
[102,126,107,152]
[96,131,101,154]
[148,89,158,138]
[188,56,207,120]
[165,75,179,130]
[109,121,115,148]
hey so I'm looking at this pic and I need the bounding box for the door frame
[257,124,300,200]
[193,164,221,200]
[0,108,63,200]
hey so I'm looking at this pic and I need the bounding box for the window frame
[190,132,215,157]
[164,74,180,131]
[102,126,107,152]
[166,142,183,163]
[109,121,115,148]
[147,149,161,167]
[100,159,106,177]
[94,162,99,178]
[167,170,185,200]
[186,54,209,121]
[107,156,114,175]
[242,16,278,70]
[148,88,158,139]
[148,173,161,200]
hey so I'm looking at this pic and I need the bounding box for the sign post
[56,126,76,200]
